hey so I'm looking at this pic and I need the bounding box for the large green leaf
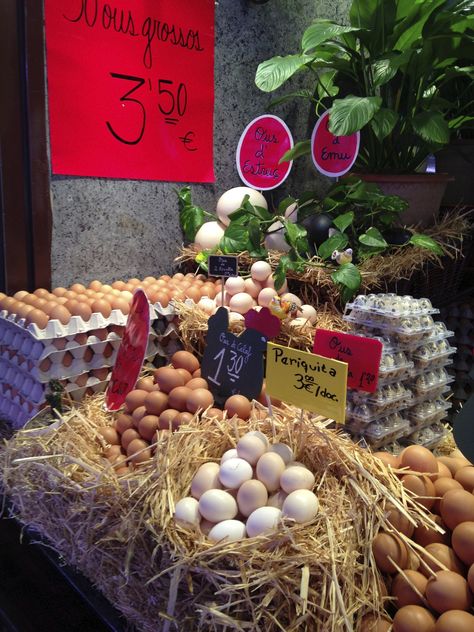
[409,234,444,255]
[349,0,397,54]
[283,221,308,254]
[331,263,362,291]
[329,96,382,135]
[176,186,206,241]
[279,140,311,164]
[411,111,450,144]
[372,50,412,86]
[317,70,339,99]
[370,109,399,141]
[302,20,359,53]
[392,0,446,51]
[219,224,249,254]
[255,54,310,92]
[333,211,354,233]
[359,227,388,248]
[318,232,349,260]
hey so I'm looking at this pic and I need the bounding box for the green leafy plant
[255,0,474,173]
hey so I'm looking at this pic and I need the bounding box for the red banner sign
[236,115,293,190]
[313,328,382,393]
[44,0,215,182]
[311,111,359,177]
[105,289,150,411]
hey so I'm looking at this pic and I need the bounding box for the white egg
[220,448,238,464]
[174,497,201,526]
[246,506,282,537]
[264,222,290,253]
[215,291,231,307]
[237,480,268,517]
[280,292,302,308]
[280,466,315,493]
[208,519,247,543]
[256,452,286,492]
[219,457,253,489]
[191,462,222,499]
[263,274,276,289]
[258,287,278,307]
[197,297,216,315]
[228,311,245,323]
[251,261,272,282]
[229,292,254,314]
[268,443,293,465]
[194,221,225,250]
[282,489,319,523]
[237,435,267,465]
[216,187,267,226]
[224,276,246,295]
[243,278,262,298]
[246,431,270,450]
[267,490,288,509]
[199,489,238,522]
[289,317,313,329]
[299,304,317,325]
[284,202,298,223]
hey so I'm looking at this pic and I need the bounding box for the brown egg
[70,283,86,293]
[136,376,155,392]
[91,299,112,318]
[74,373,89,387]
[386,505,415,538]
[124,389,148,412]
[435,610,474,632]
[186,377,208,390]
[48,304,71,325]
[174,411,193,427]
[433,478,463,514]
[15,303,34,321]
[33,288,50,298]
[414,515,450,547]
[184,286,202,303]
[426,570,472,613]
[454,467,474,491]
[167,386,192,411]
[171,350,200,373]
[62,351,74,367]
[13,290,28,300]
[39,358,52,372]
[153,367,185,393]
[115,465,130,476]
[420,543,465,577]
[110,296,130,314]
[468,563,474,592]
[402,474,436,510]
[98,427,120,445]
[186,388,214,414]
[359,614,392,632]
[67,300,92,321]
[91,367,109,381]
[126,439,152,464]
[153,292,169,307]
[436,460,453,479]
[138,415,160,441]
[441,489,474,530]
[115,413,135,435]
[121,428,141,449]
[373,451,401,469]
[391,570,428,608]
[401,446,438,475]
[144,390,169,416]
[63,290,78,301]
[111,280,126,291]
[372,532,408,574]
[175,368,192,383]
[392,605,436,632]
[452,522,474,566]
[224,394,252,420]
[437,457,469,477]
[158,408,180,430]
[132,406,147,425]
[104,445,123,460]
[192,368,202,378]
[204,407,224,420]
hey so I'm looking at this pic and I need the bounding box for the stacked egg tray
[0,305,159,429]
[342,293,456,450]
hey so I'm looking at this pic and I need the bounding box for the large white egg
[199,489,238,522]
[280,292,302,308]
[219,457,253,489]
[246,506,282,537]
[194,221,225,250]
[256,452,286,492]
[197,297,216,315]
[243,278,262,299]
[299,304,317,325]
[208,519,247,543]
[280,466,315,493]
[284,202,298,223]
[268,443,293,465]
[237,435,267,465]
[228,311,245,323]
[251,261,272,282]
[174,497,201,526]
[264,222,291,253]
[229,292,254,314]
[224,276,246,296]
[191,462,222,499]
[282,489,319,523]
[258,287,278,307]
[267,490,288,509]
[220,448,238,464]
[216,187,267,226]
[237,480,268,517]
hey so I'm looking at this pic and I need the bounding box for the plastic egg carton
[412,368,454,396]
[400,420,448,450]
[346,396,412,424]
[406,399,452,431]
[350,381,412,408]
[346,414,410,449]
[378,351,414,382]
[346,294,439,318]
[411,340,457,368]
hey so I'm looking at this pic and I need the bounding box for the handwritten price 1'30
[106,72,197,150]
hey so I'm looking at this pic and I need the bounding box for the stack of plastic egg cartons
[343,293,456,451]
[0,305,159,429]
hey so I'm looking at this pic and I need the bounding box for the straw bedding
[0,395,436,632]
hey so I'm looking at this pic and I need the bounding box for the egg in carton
[400,420,447,450]
[360,414,411,449]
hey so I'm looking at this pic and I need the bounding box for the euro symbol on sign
[179,130,198,151]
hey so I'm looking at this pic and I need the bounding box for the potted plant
[255,0,474,225]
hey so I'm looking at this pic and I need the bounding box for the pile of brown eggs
[360,446,474,632]
[99,350,259,475]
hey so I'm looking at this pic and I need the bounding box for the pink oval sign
[236,115,293,190]
[311,111,360,177]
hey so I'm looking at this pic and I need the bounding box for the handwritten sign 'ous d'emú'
[311,111,359,178]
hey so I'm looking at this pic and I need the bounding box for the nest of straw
[0,394,437,632]
[174,300,347,359]
[176,210,472,309]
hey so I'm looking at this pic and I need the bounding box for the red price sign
[313,329,382,393]
[236,115,293,190]
[44,0,215,183]
[105,289,150,411]
[311,111,360,177]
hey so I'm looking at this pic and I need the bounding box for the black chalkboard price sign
[201,307,267,405]
[208,255,238,278]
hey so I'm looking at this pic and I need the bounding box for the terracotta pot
[354,173,453,227]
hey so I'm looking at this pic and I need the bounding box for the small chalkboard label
[208,255,238,278]
[201,307,267,405]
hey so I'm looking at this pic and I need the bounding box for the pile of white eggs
[174,431,320,543]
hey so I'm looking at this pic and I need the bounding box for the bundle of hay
[0,395,434,631]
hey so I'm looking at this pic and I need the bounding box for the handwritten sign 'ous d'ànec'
[45,0,215,182]
[311,110,360,177]
[236,115,294,190]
